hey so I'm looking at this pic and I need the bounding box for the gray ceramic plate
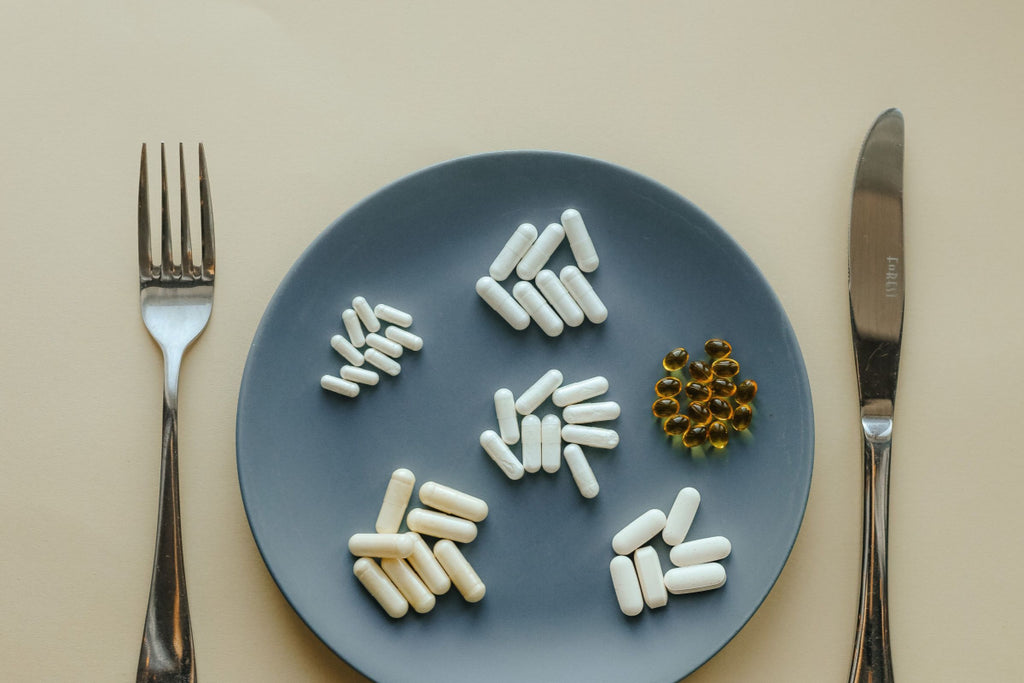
[236,151,813,683]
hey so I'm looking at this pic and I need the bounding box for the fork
[136,142,214,683]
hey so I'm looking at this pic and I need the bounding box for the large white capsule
[494,388,519,445]
[559,266,607,324]
[406,508,478,544]
[562,401,620,424]
[353,557,408,618]
[609,555,643,616]
[515,369,563,415]
[541,414,561,473]
[419,481,489,522]
[330,334,364,366]
[516,222,565,280]
[364,348,401,376]
[612,509,668,556]
[663,487,701,545]
[405,532,451,595]
[535,269,584,327]
[562,444,599,498]
[561,208,599,272]
[384,326,423,351]
[664,562,727,594]
[479,429,525,480]
[669,536,732,567]
[520,414,541,473]
[633,546,668,608]
[380,557,436,614]
[475,276,530,331]
[341,365,380,386]
[341,308,365,347]
[320,375,360,398]
[512,281,564,337]
[365,333,404,359]
[552,376,608,407]
[561,424,619,449]
[434,539,486,603]
[489,223,538,281]
[373,304,413,327]
[375,468,415,533]
[348,532,415,558]
[352,296,381,333]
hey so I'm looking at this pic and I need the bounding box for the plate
[236,151,813,683]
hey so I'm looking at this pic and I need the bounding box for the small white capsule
[353,557,408,618]
[348,532,415,558]
[609,555,644,617]
[320,375,360,398]
[384,326,423,351]
[330,334,364,366]
[664,562,727,594]
[541,414,561,473]
[663,487,701,545]
[512,281,564,337]
[352,296,381,333]
[516,222,565,280]
[561,424,619,449]
[561,208,599,272]
[633,546,668,608]
[479,429,525,480]
[494,388,520,445]
[341,308,365,347]
[563,444,599,498]
[552,376,609,407]
[489,222,538,281]
[476,276,530,331]
[381,557,436,614]
[669,536,732,567]
[535,269,585,327]
[405,532,451,595]
[559,266,607,324]
[365,333,403,359]
[434,539,486,603]
[341,365,380,386]
[612,509,668,556]
[520,414,542,473]
[373,304,413,327]
[515,368,564,415]
[562,401,620,424]
[406,508,478,544]
[375,468,415,533]
[419,481,489,522]
[364,348,401,376]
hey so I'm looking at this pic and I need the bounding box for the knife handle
[850,413,895,683]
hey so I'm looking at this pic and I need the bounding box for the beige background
[2,2,1022,681]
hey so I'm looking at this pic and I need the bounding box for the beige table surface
[2,2,1023,681]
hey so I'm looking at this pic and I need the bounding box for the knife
[848,108,904,682]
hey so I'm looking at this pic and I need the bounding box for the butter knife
[848,108,904,682]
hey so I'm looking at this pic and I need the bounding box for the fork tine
[159,143,177,278]
[198,143,215,280]
[178,143,195,278]
[138,144,153,280]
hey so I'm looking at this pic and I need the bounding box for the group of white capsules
[349,468,489,618]
[475,209,607,336]
[609,487,732,616]
[320,297,423,398]
[479,369,619,498]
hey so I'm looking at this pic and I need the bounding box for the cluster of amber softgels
[652,339,757,449]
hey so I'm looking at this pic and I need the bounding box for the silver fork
[136,142,214,683]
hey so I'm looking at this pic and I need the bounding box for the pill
[489,222,538,281]
[669,536,732,567]
[381,557,436,614]
[364,348,401,376]
[341,365,380,386]
[365,333,404,359]
[480,429,525,480]
[521,414,541,473]
[406,508,478,544]
[384,326,423,351]
[633,546,668,608]
[476,276,531,331]
[515,368,564,415]
[563,444,599,498]
[512,281,564,337]
[562,400,620,424]
[405,532,451,595]
[662,487,700,545]
[552,375,608,407]
[561,424,619,449]
[353,557,408,618]
[320,375,360,398]
[609,555,644,616]
[559,266,607,323]
[541,414,562,473]
[612,509,668,556]
[419,481,489,522]
[352,296,381,333]
[375,468,415,533]
[348,532,415,558]
[341,308,365,347]
[516,222,565,280]
[535,269,585,327]
[494,388,520,445]
[664,563,727,594]
[373,304,413,328]
[433,539,486,602]
[560,208,599,272]
[330,334,364,366]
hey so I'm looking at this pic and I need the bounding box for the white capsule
[406,508,478,544]
[341,365,380,386]
[381,557,436,614]
[352,296,381,333]
[365,333,403,359]
[552,376,608,407]
[520,414,542,473]
[489,222,538,281]
[512,281,564,337]
[559,266,607,324]
[320,375,360,398]
[561,424,619,449]
[609,555,644,617]
[433,539,486,603]
[562,401,620,424]
[535,269,585,327]
[515,368,564,415]
[330,334,364,366]
[373,303,413,327]
[494,388,520,445]
[663,487,701,545]
[561,208,599,272]
[612,509,668,556]
[541,414,561,473]
[364,348,401,376]
[405,532,451,595]
[475,276,530,331]
[419,481,489,522]
[385,326,423,351]
[353,557,408,618]
[516,222,565,280]
[664,562,727,594]
[669,536,732,567]
[348,532,415,558]
[479,429,525,480]
[375,468,415,533]
[563,444,599,498]
[633,546,668,608]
